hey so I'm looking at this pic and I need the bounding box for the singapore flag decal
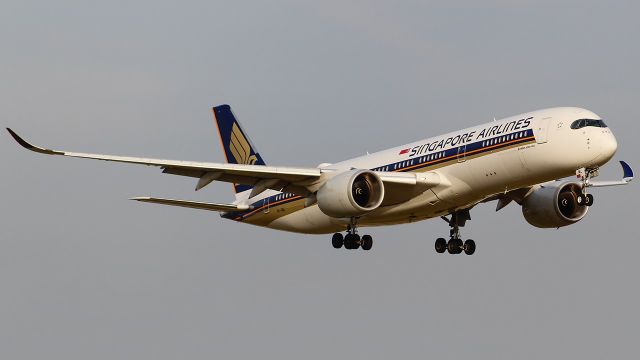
[399,148,410,155]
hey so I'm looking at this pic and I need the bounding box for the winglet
[6,128,63,155]
[620,160,633,182]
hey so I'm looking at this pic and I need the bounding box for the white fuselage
[234,107,618,234]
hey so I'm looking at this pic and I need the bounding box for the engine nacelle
[317,169,385,218]
[522,181,589,228]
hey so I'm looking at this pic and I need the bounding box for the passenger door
[535,117,552,144]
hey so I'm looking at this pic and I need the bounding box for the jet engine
[521,181,589,228]
[317,169,385,218]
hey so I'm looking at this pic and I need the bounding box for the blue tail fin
[213,105,266,194]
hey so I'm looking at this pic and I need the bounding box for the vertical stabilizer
[212,105,266,196]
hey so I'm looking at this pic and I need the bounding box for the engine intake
[317,170,384,218]
[522,181,589,228]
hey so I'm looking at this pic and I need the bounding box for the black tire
[344,233,354,249]
[332,233,344,249]
[585,194,594,207]
[352,234,361,250]
[361,235,373,251]
[447,238,463,254]
[344,233,360,249]
[577,193,586,206]
[435,238,447,253]
[464,239,476,255]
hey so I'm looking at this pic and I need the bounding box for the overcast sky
[1,1,638,359]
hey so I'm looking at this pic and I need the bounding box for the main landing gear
[435,210,476,255]
[331,218,373,251]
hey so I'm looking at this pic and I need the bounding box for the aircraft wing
[7,128,446,200]
[7,128,322,191]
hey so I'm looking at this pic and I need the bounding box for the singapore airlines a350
[7,105,633,255]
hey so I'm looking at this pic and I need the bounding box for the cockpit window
[570,119,607,129]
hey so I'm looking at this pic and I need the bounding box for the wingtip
[6,128,62,155]
[620,160,634,181]
[6,128,36,150]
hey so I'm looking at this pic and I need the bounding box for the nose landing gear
[577,167,598,207]
[435,210,476,255]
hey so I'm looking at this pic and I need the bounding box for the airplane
[7,105,634,255]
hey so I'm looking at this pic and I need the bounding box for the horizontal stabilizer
[588,161,634,187]
[130,197,252,212]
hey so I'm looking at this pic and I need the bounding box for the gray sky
[1,1,638,359]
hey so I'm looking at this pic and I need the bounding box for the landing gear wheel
[447,238,463,254]
[585,193,594,206]
[344,233,354,249]
[577,193,586,206]
[332,233,344,249]
[361,235,373,251]
[435,238,447,253]
[464,239,476,255]
[344,233,360,250]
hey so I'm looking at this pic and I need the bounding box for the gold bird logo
[229,123,258,165]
